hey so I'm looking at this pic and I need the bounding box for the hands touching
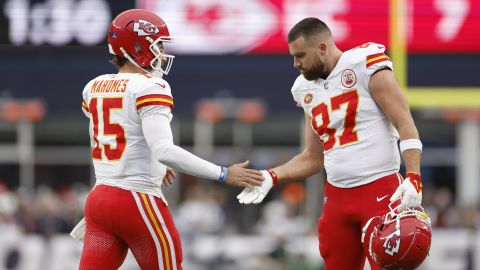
[237,169,278,204]
[390,172,422,211]
[223,160,264,188]
[162,161,263,188]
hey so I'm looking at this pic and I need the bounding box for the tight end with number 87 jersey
[291,42,401,188]
[237,18,425,270]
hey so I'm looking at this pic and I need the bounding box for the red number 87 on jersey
[311,89,359,151]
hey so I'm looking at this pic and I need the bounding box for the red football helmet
[108,9,174,76]
[362,206,432,269]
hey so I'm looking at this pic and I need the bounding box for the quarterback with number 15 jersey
[76,9,264,270]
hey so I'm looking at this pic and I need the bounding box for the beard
[300,60,325,81]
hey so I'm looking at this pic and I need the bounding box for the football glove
[390,172,422,211]
[237,170,275,204]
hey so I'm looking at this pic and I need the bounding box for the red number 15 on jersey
[89,97,126,161]
[311,90,359,151]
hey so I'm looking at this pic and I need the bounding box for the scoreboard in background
[138,0,480,108]
[137,0,480,54]
[2,0,479,53]
[1,0,479,110]
[0,0,135,46]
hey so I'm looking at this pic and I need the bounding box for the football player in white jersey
[237,18,424,269]
[75,9,264,270]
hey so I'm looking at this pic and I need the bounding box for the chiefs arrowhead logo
[153,1,276,53]
[133,19,160,36]
[383,231,400,256]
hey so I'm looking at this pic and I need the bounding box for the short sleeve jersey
[81,73,173,200]
[291,42,401,187]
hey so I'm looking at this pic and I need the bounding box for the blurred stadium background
[0,0,480,269]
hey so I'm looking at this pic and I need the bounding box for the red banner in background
[139,0,480,54]
[246,0,390,53]
[411,0,480,52]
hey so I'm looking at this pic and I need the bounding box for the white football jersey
[81,73,174,203]
[291,42,401,188]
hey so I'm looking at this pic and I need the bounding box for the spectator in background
[175,185,226,235]
[75,9,263,270]
[255,183,309,237]
[0,181,17,224]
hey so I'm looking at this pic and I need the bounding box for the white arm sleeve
[142,112,222,180]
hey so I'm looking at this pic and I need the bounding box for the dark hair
[287,17,331,43]
[110,55,129,70]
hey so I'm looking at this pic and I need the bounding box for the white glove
[237,170,273,204]
[390,175,422,211]
[70,217,86,242]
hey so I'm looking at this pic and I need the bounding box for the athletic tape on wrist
[399,139,423,153]
[267,169,279,186]
[218,167,228,183]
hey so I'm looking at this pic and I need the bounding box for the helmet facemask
[148,36,174,76]
[382,201,432,228]
[117,35,175,78]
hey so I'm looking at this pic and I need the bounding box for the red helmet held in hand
[362,206,432,269]
[108,9,174,76]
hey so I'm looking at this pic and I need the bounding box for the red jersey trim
[136,94,174,110]
[366,53,390,68]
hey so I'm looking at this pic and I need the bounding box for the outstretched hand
[237,170,273,204]
[225,160,264,188]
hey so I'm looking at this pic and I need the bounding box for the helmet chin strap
[150,70,164,78]
[119,47,164,78]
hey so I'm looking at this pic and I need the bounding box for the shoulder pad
[144,77,171,91]
[344,43,387,63]
[346,43,392,72]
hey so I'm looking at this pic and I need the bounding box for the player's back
[81,73,173,199]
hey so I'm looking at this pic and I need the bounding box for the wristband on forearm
[267,169,279,186]
[399,139,423,153]
[406,172,422,193]
[218,166,228,183]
